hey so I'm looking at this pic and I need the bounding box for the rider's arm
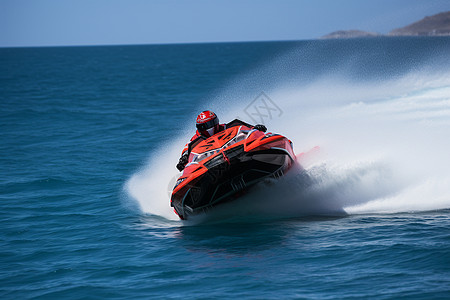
[254,124,267,132]
[177,132,204,171]
[226,119,266,132]
[176,152,189,171]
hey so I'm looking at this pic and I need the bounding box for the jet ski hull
[170,120,296,220]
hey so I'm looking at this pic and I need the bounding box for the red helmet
[196,110,219,137]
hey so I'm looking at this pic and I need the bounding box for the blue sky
[1,0,449,47]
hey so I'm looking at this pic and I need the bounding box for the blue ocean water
[1,38,450,299]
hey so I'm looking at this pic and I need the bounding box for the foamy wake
[125,66,450,220]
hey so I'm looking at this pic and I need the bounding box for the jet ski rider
[176,110,267,171]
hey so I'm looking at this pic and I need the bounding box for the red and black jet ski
[170,119,297,220]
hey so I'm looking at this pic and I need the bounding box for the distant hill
[322,11,450,39]
[389,11,450,36]
[321,30,380,39]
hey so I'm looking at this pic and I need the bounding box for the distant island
[322,30,380,39]
[322,11,450,39]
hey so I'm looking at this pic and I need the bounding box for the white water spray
[126,44,450,220]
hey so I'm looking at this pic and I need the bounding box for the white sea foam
[255,73,450,215]
[125,140,184,221]
[126,49,450,220]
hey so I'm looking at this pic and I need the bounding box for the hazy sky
[1,0,449,47]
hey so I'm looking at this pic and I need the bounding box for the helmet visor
[196,117,219,131]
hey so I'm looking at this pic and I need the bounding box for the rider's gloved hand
[176,153,189,171]
[254,124,267,132]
